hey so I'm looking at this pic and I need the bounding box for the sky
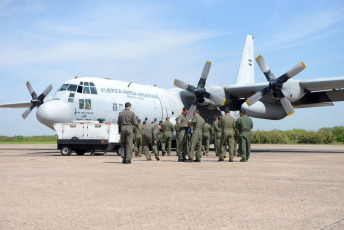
[0,0,344,136]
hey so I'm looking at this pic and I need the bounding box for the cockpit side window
[67,84,77,92]
[84,82,89,86]
[59,84,69,91]
[90,87,97,94]
[77,86,83,93]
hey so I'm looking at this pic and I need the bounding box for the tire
[115,147,121,156]
[75,149,86,155]
[61,146,72,156]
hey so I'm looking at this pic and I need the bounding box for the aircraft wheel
[75,149,86,155]
[61,146,72,156]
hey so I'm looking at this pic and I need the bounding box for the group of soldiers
[117,102,253,164]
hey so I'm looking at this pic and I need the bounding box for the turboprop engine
[241,101,288,120]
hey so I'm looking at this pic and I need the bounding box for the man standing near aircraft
[212,115,222,156]
[162,117,174,156]
[134,119,143,157]
[176,107,190,162]
[236,110,253,162]
[142,122,161,161]
[174,120,180,156]
[117,102,139,164]
[202,119,212,156]
[218,109,236,162]
[188,109,205,162]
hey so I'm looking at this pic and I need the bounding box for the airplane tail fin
[235,35,255,84]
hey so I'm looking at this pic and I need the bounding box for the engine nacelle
[281,79,305,102]
[241,101,287,120]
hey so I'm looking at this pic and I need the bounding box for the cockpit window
[90,87,97,94]
[67,84,77,92]
[59,84,69,91]
[90,82,95,86]
[83,87,90,94]
[79,82,84,85]
[84,82,89,86]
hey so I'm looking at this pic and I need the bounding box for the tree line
[0,126,343,144]
[251,126,344,144]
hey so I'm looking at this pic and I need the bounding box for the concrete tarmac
[0,144,344,230]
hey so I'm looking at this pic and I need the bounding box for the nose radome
[36,100,73,129]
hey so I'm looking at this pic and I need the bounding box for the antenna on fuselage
[128,82,132,87]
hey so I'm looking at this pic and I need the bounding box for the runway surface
[0,144,344,230]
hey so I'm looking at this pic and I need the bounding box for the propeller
[22,81,53,119]
[245,55,306,116]
[174,61,226,119]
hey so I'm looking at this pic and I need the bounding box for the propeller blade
[26,81,34,94]
[38,84,53,102]
[174,79,196,93]
[22,104,35,119]
[245,86,270,106]
[197,61,211,88]
[207,94,226,106]
[187,99,198,120]
[286,62,306,78]
[42,84,53,97]
[26,81,38,99]
[280,97,295,116]
[245,91,262,106]
[256,55,275,81]
[276,89,294,116]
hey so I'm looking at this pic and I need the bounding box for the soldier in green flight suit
[134,119,143,157]
[117,102,139,164]
[234,127,240,157]
[188,109,205,162]
[212,115,222,156]
[174,121,180,156]
[162,117,174,156]
[176,107,190,162]
[218,108,236,162]
[236,110,253,162]
[202,119,212,156]
[142,122,162,161]
[156,120,165,156]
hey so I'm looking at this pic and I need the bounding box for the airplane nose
[36,100,73,129]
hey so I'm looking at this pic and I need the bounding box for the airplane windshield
[59,84,69,91]
[67,84,77,92]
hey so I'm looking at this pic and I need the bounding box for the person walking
[117,102,139,164]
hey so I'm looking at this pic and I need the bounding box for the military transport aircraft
[1,35,344,130]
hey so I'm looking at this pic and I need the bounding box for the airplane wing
[293,77,344,108]
[224,76,344,108]
[0,102,31,108]
[299,77,344,91]
[224,82,268,98]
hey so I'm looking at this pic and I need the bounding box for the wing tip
[256,55,262,61]
[301,62,306,69]
[245,100,251,106]
[174,79,176,86]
